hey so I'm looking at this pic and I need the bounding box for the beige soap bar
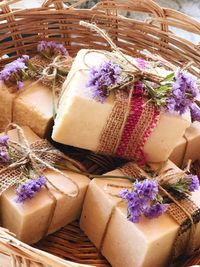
[182,121,200,166]
[52,49,191,162]
[169,136,187,167]
[0,80,53,137]
[169,122,200,168]
[0,127,90,244]
[80,161,200,267]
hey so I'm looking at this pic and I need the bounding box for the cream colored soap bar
[182,121,200,166]
[52,49,191,162]
[169,137,187,167]
[0,80,53,137]
[169,122,200,168]
[0,127,90,244]
[80,161,200,267]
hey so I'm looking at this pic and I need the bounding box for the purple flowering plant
[143,69,200,121]
[0,135,10,163]
[16,175,46,203]
[119,172,199,223]
[120,179,168,223]
[163,173,199,194]
[0,55,30,90]
[87,56,200,121]
[86,60,131,103]
[37,41,68,59]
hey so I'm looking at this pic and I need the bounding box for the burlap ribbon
[0,123,83,197]
[98,162,200,266]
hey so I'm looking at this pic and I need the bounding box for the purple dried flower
[0,150,9,162]
[166,70,199,115]
[187,174,199,192]
[0,55,29,90]
[144,203,168,219]
[120,179,164,223]
[87,60,122,103]
[136,58,146,70]
[190,104,200,122]
[134,179,158,201]
[0,135,9,146]
[17,81,24,90]
[37,41,68,57]
[16,176,46,203]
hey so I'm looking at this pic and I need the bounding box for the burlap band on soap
[0,139,65,195]
[97,84,160,162]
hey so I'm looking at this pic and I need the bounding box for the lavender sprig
[166,70,199,115]
[120,179,167,223]
[0,135,10,163]
[37,41,68,59]
[0,55,29,90]
[87,60,122,103]
[16,176,47,203]
[163,173,199,194]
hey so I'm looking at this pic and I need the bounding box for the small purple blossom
[134,178,158,201]
[136,58,146,70]
[187,174,199,192]
[190,104,200,122]
[16,176,46,203]
[120,179,165,223]
[37,41,68,57]
[0,55,29,90]
[144,203,168,219]
[87,60,122,103]
[166,70,199,115]
[0,135,9,146]
[17,81,24,90]
[0,150,9,162]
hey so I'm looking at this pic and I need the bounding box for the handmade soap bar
[169,122,200,167]
[80,161,200,267]
[52,49,191,162]
[169,137,187,167]
[0,127,90,244]
[182,122,200,166]
[0,80,53,137]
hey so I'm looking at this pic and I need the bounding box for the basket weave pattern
[0,0,200,266]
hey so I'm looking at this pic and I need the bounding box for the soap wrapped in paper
[80,161,200,267]
[0,126,90,244]
[52,49,191,163]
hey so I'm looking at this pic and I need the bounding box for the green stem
[53,163,135,182]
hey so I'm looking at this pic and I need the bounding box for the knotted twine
[0,123,84,236]
[29,54,73,117]
[98,162,200,266]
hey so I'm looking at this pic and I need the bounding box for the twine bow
[0,123,82,198]
[41,55,72,81]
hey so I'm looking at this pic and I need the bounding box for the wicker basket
[0,0,200,266]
